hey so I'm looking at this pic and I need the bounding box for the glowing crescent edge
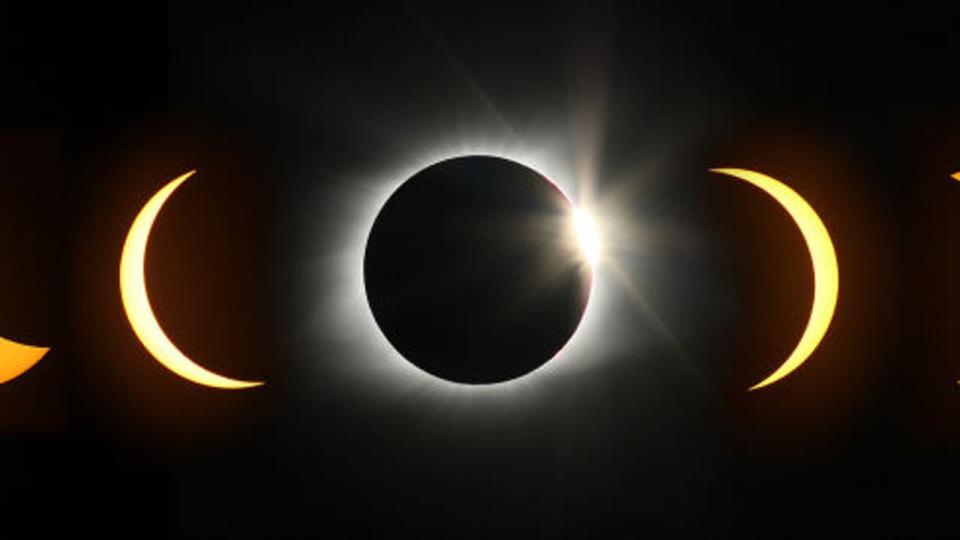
[711,168,839,391]
[119,171,263,389]
[0,337,48,385]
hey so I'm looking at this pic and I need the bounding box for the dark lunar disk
[364,155,593,384]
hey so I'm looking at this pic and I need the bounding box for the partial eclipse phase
[119,171,263,390]
[0,337,49,385]
[712,168,839,391]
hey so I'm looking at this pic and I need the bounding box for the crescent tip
[747,379,774,392]
[951,172,960,182]
[173,169,197,186]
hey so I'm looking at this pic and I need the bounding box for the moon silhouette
[119,171,263,390]
[0,337,48,385]
[712,168,839,391]
[364,156,593,385]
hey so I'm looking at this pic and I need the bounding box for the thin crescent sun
[711,167,839,391]
[119,170,263,390]
[0,337,49,385]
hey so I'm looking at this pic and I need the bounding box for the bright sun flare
[573,208,601,267]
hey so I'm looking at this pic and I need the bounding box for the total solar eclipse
[363,155,595,384]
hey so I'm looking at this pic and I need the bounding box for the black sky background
[2,2,960,537]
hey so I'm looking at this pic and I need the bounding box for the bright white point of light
[573,208,601,267]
